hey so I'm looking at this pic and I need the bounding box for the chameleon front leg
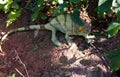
[65,32,72,46]
[45,24,62,46]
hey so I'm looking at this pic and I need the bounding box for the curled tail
[0,24,41,52]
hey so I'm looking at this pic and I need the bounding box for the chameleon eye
[79,26,85,31]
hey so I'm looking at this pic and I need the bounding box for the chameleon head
[79,24,91,33]
[78,24,95,43]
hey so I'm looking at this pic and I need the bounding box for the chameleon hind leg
[45,24,62,46]
[65,32,72,46]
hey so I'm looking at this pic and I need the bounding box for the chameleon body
[0,14,92,52]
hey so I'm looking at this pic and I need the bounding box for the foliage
[0,0,88,26]
[106,45,120,71]
[97,0,120,37]
[107,22,120,38]
[98,0,120,72]
[97,0,113,17]
[9,73,16,77]
[71,10,85,25]
[26,0,88,24]
[0,0,22,27]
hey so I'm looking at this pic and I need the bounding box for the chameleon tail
[0,25,41,52]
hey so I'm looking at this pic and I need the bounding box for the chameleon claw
[51,37,62,46]
[54,42,62,46]
[68,42,72,46]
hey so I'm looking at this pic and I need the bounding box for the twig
[89,43,111,75]
[14,49,30,77]
[90,43,109,65]
[15,68,25,77]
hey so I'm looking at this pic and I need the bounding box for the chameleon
[0,14,94,52]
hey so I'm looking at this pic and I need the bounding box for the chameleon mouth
[70,31,88,36]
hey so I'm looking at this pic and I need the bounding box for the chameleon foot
[52,38,62,46]
[54,41,62,46]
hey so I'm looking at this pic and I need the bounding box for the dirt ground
[0,10,120,77]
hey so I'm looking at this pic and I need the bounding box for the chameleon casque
[0,14,94,52]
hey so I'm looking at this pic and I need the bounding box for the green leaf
[70,10,85,26]
[32,7,39,21]
[32,11,39,21]
[117,11,120,21]
[116,44,120,53]
[4,4,11,13]
[117,11,120,22]
[14,0,21,3]
[70,0,81,2]
[112,0,120,12]
[9,73,16,77]
[7,0,13,4]
[39,12,47,20]
[53,2,69,16]
[97,0,113,17]
[7,9,21,26]
[11,2,19,9]
[37,0,44,7]
[112,0,120,22]
[3,0,13,13]
[107,22,120,38]
[106,44,120,71]
[81,0,88,2]
[110,55,120,71]
[0,4,4,9]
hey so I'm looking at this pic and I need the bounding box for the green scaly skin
[0,14,92,52]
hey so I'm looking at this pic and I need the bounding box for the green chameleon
[0,14,94,52]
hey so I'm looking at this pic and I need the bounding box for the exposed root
[15,68,25,77]
[14,49,30,77]
[89,43,111,76]
[0,34,9,53]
